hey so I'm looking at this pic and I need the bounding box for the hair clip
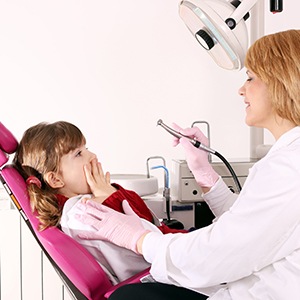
[26,176,42,189]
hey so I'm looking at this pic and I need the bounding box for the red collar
[56,194,69,208]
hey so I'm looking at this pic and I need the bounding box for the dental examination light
[179,0,259,70]
[179,0,283,70]
[157,119,242,192]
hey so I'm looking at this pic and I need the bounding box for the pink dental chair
[0,122,149,300]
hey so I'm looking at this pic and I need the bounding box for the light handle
[226,0,259,29]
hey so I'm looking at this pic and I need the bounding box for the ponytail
[26,181,62,231]
[14,161,63,231]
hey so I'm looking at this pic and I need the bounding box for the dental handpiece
[156,119,216,154]
[157,119,242,193]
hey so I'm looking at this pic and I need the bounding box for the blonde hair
[245,29,300,125]
[13,121,86,230]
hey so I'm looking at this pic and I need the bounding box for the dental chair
[0,122,149,300]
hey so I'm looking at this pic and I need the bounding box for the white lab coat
[143,126,300,299]
[60,195,159,285]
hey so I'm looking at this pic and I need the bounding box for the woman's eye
[246,77,253,82]
[75,151,82,157]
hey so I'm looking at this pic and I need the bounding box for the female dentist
[78,29,300,300]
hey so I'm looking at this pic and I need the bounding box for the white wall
[0,0,299,182]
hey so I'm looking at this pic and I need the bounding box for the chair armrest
[104,267,151,298]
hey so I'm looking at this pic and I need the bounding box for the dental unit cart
[143,159,254,230]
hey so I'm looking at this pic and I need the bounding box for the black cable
[213,151,242,193]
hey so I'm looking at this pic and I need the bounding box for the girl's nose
[89,151,97,161]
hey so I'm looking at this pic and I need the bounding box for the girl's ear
[44,172,64,189]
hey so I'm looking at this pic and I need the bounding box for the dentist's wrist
[136,231,150,254]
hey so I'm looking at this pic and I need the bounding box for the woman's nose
[238,84,245,96]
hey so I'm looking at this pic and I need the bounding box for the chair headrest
[0,122,18,154]
[0,122,18,167]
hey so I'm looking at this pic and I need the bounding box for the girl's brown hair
[245,29,300,125]
[13,121,86,230]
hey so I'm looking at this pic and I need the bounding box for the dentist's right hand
[172,123,219,191]
[77,200,150,254]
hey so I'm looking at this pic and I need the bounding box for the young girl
[13,121,184,284]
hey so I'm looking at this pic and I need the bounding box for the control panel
[170,159,254,202]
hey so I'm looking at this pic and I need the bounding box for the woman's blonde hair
[245,29,300,125]
[13,121,86,230]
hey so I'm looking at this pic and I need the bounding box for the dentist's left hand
[77,200,150,254]
[84,158,116,202]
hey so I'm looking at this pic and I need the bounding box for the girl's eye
[246,77,253,82]
[75,150,82,157]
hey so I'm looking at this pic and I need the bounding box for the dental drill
[157,119,242,193]
[157,119,215,154]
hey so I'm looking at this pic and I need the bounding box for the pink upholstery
[0,122,18,154]
[1,166,113,300]
[0,149,8,167]
[0,122,149,300]
[104,267,151,298]
[0,122,17,167]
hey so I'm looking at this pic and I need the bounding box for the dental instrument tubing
[151,165,171,221]
[157,119,242,193]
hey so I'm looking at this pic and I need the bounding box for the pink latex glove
[77,200,149,254]
[172,123,219,188]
